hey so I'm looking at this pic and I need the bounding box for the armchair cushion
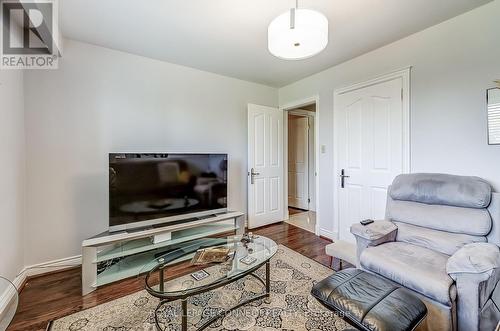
[447,243,500,277]
[361,242,456,306]
[390,173,492,208]
[394,221,487,256]
[386,198,492,236]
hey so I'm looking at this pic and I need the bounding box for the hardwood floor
[8,222,332,331]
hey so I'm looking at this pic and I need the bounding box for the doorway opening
[285,102,317,234]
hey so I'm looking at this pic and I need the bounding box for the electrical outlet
[321,145,326,153]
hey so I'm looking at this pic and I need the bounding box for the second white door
[288,115,309,210]
[335,77,405,242]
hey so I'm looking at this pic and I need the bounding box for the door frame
[333,67,411,239]
[281,95,320,236]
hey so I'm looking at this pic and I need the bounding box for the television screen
[109,153,228,231]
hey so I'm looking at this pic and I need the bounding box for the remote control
[360,219,374,226]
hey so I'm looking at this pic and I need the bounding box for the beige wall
[0,70,25,281]
[23,39,278,266]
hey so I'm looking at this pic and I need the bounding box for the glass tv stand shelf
[81,211,245,295]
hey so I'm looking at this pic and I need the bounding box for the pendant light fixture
[268,0,328,60]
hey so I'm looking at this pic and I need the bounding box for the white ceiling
[60,0,491,87]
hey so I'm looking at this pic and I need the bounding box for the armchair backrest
[385,173,497,256]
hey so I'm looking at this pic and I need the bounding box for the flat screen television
[109,153,228,232]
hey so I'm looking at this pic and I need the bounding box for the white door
[247,104,284,228]
[288,115,309,210]
[335,78,404,242]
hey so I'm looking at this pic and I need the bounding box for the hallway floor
[286,207,316,233]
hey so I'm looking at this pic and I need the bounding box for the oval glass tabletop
[143,235,277,299]
[0,276,18,331]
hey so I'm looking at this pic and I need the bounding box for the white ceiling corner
[60,0,492,87]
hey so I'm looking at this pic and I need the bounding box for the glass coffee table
[0,276,18,330]
[142,235,277,331]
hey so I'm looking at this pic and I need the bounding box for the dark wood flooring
[8,222,332,331]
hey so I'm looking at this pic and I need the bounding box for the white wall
[23,39,277,266]
[0,70,25,281]
[279,0,500,238]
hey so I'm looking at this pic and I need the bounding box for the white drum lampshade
[268,8,328,60]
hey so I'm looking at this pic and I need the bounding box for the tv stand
[196,213,219,220]
[81,211,245,295]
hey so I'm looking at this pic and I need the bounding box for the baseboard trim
[319,228,337,240]
[21,255,82,279]
[319,235,333,242]
[0,254,84,318]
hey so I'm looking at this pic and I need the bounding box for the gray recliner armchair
[350,173,500,331]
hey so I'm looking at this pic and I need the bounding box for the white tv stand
[81,211,245,295]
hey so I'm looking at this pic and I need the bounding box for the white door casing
[247,104,284,228]
[306,114,316,212]
[334,69,410,242]
[288,115,309,210]
[281,96,320,235]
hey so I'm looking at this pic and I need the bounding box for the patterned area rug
[49,245,352,331]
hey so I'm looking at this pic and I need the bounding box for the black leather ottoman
[311,269,427,331]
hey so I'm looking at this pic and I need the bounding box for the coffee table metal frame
[145,248,272,331]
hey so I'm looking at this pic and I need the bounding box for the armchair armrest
[351,220,398,242]
[447,243,500,277]
[350,220,397,266]
[446,243,500,331]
